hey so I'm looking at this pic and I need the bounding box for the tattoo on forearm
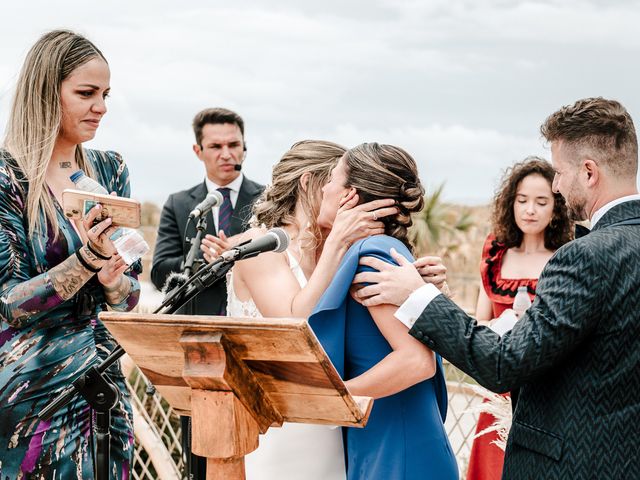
[49,254,97,300]
[103,276,132,305]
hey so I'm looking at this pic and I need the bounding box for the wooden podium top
[101,312,372,428]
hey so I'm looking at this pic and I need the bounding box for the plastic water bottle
[70,170,109,194]
[513,286,532,318]
[70,170,149,265]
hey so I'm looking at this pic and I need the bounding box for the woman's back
[310,235,458,480]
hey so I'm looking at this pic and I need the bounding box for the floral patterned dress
[466,234,537,480]
[0,149,141,479]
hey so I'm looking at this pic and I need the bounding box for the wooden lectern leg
[190,390,259,479]
[206,457,245,480]
[181,331,281,479]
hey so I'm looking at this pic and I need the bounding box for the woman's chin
[519,224,548,236]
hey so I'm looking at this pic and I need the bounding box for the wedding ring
[372,211,378,221]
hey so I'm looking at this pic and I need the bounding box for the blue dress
[0,149,141,479]
[310,236,458,480]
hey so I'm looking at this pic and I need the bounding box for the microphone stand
[38,255,236,480]
[182,214,207,277]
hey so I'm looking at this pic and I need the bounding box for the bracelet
[86,241,112,260]
[75,247,102,273]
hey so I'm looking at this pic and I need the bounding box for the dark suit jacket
[410,200,640,479]
[150,177,264,315]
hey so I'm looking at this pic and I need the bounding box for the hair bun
[398,181,425,213]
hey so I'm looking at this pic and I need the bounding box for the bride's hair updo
[342,142,425,253]
[253,140,346,248]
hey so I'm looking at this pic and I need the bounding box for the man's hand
[351,248,426,307]
[201,230,232,263]
[414,255,446,289]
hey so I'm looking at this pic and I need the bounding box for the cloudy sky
[1,0,638,206]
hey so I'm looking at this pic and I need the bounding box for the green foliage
[410,183,475,256]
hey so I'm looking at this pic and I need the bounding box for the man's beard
[566,187,589,222]
[568,203,588,222]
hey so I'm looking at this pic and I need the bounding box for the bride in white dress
[221,140,396,480]
[227,249,345,479]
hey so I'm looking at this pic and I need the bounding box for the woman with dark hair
[466,156,572,480]
[0,30,140,478]
[310,143,458,479]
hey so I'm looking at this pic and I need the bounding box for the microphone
[188,191,224,219]
[234,164,242,171]
[221,228,289,262]
[162,271,189,295]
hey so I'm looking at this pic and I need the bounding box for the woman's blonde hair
[3,30,105,238]
[253,140,346,251]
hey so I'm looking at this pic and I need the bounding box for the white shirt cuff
[488,310,518,337]
[394,283,442,329]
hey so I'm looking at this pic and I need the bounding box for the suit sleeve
[409,241,603,392]
[150,194,184,291]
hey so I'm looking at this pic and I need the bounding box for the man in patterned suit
[352,97,640,478]
[151,107,264,480]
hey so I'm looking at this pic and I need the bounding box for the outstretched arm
[237,195,397,318]
[352,243,602,392]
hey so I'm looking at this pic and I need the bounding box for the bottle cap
[69,170,85,183]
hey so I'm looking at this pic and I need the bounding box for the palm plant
[410,183,475,258]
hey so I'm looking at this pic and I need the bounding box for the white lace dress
[226,250,346,480]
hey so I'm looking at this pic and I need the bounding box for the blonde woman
[0,31,140,478]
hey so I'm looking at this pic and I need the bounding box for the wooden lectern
[100,312,373,479]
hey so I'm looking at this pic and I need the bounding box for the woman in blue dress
[311,143,458,479]
[0,31,140,478]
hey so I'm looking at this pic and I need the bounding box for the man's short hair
[192,108,245,146]
[540,97,638,178]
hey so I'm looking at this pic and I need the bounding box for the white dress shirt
[204,173,244,233]
[395,193,640,330]
[590,193,640,228]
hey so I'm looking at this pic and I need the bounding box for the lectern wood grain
[181,331,282,433]
[100,312,373,479]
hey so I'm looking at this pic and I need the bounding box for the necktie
[217,187,233,235]
[575,224,590,238]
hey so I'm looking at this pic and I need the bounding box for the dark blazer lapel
[591,200,640,232]
[230,178,261,235]
[188,181,208,207]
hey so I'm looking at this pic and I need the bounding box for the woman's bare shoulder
[233,226,268,245]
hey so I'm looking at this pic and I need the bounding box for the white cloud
[1,0,639,207]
